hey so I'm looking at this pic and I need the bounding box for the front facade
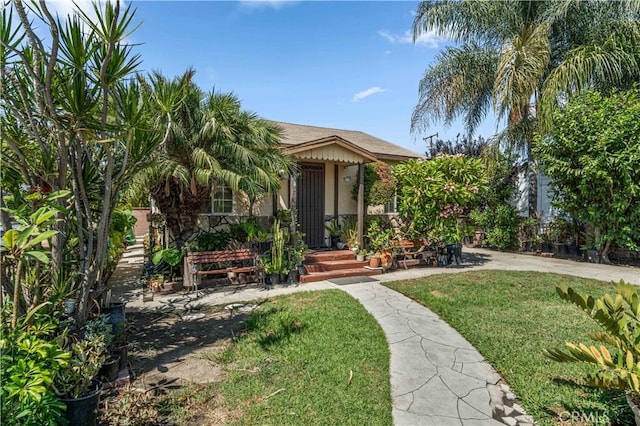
[198,122,421,248]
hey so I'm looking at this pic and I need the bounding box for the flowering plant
[393,155,487,244]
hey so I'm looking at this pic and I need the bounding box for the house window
[384,195,397,214]
[202,184,234,215]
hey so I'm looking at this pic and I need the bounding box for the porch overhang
[281,135,378,164]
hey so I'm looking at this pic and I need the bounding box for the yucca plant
[544,281,640,394]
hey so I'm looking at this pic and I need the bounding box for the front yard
[104,290,391,425]
[386,270,634,425]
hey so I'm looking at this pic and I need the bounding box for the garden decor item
[544,281,640,419]
[380,249,393,269]
[369,254,381,268]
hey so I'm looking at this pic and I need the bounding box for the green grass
[162,290,392,425]
[385,270,634,425]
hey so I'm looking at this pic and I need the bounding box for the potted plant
[287,230,307,277]
[325,219,341,249]
[53,317,111,426]
[368,252,381,268]
[356,249,367,262]
[366,219,394,268]
[83,314,120,383]
[544,281,640,424]
[100,290,126,337]
[151,246,184,290]
[265,219,287,285]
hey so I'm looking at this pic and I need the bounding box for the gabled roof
[281,135,378,163]
[273,121,422,161]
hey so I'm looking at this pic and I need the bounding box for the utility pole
[423,133,438,158]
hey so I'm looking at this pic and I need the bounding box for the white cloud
[378,29,445,48]
[352,87,385,103]
[238,0,298,10]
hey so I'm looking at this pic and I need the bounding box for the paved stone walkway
[112,244,640,425]
[341,283,502,425]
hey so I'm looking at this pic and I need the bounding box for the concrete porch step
[299,267,382,283]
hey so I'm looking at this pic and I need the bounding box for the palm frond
[494,22,551,121]
[411,43,498,135]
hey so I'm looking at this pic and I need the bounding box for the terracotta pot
[369,257,381,268]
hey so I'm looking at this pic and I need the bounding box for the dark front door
[297,163,325,248]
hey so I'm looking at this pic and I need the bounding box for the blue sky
[48,0,500,155]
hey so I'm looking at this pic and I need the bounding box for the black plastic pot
[99,356,120,383]
[61,381,102,426]
[258,241,272,254]
[102,302,126,336]
[269,273,280,285]
[287,269,299,284]
[113,343,128,370]
[568,244,581,257]
[330,235,339,250]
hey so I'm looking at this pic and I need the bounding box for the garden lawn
[386,270,633,426]
[162,290,391,425]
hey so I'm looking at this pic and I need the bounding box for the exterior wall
[132,208,150,237]
[193,157,404,241]
[514,167,557,223]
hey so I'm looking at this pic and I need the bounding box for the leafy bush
[534,88,640,262]
[470,204,519,250]
[228,219,266,244]
[394,155,487,244]
[190,230,231,251]
[544,281,640,394]
[1,305,70,425]
[351,161,396,206]
[366,219,394,252]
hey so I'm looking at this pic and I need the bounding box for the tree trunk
[601,240,612,264]
[151,180,208,249]
[527,160,538,217]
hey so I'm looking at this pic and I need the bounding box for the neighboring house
[198,121,422,248]
[513,165,557,223]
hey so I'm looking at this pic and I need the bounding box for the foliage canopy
[534,88,640,262]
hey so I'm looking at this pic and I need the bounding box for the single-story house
[197,121,422,248]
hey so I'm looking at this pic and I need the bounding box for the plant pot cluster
[57,302,129,426]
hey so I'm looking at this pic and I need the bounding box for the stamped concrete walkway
[341,282,502,425]
[113,244,640,425]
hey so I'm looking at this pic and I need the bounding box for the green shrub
[191,230,231,251]
[471,204,519,250]
[0,305,70,425]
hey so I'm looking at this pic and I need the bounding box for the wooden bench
[391,239,438,269]
[184,248,262,292]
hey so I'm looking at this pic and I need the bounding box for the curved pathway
[341,282,502,425]
[115,245,640,425]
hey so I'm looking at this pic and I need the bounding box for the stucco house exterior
[196,121,422,248]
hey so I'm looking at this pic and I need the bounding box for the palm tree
[411,0,640,215]
[136,70,294,248]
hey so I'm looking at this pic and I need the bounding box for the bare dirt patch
[127,306,254,387]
